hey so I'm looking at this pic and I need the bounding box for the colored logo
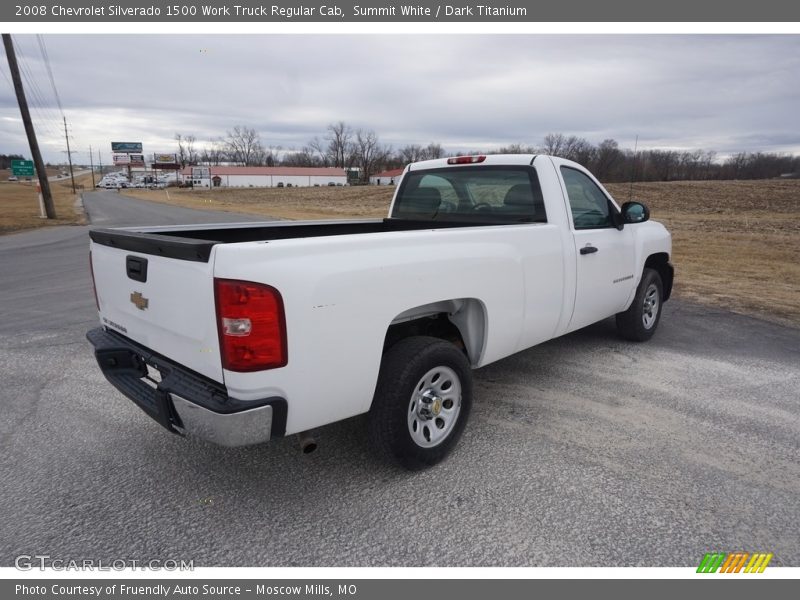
[130,291,149,311]
[697,552,773,573]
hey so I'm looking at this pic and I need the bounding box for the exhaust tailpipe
[296,430,317,454]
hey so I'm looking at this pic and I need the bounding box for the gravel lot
[1,191,798,566]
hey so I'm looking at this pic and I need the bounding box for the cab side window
[560,167,614,229]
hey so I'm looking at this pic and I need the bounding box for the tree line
[174,127,799,183]
[0,153,25,170]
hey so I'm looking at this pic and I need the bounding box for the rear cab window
[391,166,546,224]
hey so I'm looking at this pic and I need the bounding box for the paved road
[1,192,798,567]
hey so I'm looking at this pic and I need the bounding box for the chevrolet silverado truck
[87,154,673,469]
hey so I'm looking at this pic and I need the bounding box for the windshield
[391,166,546,223]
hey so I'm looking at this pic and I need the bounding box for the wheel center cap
[419,390,443,419]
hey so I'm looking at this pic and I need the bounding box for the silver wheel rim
[642,283,660,329]
[407,366,462,448]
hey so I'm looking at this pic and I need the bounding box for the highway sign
[11,159,34,177]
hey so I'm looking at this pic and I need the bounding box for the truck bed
[88,218,493,262]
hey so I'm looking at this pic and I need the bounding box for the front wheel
[368,336,473,470]
[616,268,664,342]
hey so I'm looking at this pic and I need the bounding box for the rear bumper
[86,327,287,447]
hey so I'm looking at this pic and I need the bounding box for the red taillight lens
[214,278,287,372]
[89,251,100,311]
[447,155,486,165]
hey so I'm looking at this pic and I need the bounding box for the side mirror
[621,201,650,224]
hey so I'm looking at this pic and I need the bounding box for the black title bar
[3,0,800,22]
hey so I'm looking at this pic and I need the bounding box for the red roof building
[180,166,348,188]
[369,168,405,185]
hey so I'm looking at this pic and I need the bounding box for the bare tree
[398,144,425,164]
[282,147,318,167]
[308,136,329,167]
[201,137,226,165]
[185,135,198,165]
[541,133,568,156]
[592,139,622,180]
[423,143,444,160]
[225,126,264,166]
[648,149,680,181]
[496,143,536,154]
[354,129,390,182]
[326,121,354,168]
[175,133,187,168]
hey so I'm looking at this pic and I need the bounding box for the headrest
[503,184,536,206]
[406,187,442,213]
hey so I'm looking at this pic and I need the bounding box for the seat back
[401,187,442,216]
[503,183,545,221]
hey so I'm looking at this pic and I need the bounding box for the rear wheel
[616,268,664,342]
[368,336,472,470]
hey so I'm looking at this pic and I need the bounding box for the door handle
[580,245,598,255]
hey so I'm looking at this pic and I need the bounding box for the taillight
[447,155,486,165]
[89,251,100,311]
[214,278,287,372]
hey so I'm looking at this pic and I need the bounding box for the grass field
[1,169,796,328]
[121,185,394,220]
[604,180,799,327]
[0,172,94,234]
[120,180,800,327]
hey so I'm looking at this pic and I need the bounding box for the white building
[181,166,348,188]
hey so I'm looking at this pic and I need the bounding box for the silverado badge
[130,291,149,311]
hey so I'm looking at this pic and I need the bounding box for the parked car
[87,155,673,469]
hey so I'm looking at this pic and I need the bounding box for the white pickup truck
[87,154,673,469]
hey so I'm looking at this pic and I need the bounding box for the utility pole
[63,117,76,193]
[2,34,56,218]
[88,145,95,188]
[98,149,103,175]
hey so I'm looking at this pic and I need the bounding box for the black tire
[616,268,664,342]
[368,336,473,470]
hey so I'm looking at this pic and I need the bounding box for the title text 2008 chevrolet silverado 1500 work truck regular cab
[87,155,673,469]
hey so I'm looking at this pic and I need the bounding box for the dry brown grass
[123,180,799,327]
[605,180,800,327]
[0,172,94,234]
[121,185,395,220]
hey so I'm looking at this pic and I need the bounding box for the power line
[37,34,63,117]
[17,41,60,125]
[12,36,65,155]
[15,37,61,132]
[0,49,14,91]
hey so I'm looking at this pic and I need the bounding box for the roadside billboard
[111,142,143,153]
[153,153,180,170]
[112,154,131,165]
[129,154,145,167]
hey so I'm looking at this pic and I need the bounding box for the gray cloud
[1,34,798,164]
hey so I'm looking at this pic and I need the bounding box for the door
[560,166,636,332]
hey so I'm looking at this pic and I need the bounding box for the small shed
[369,168,405,186]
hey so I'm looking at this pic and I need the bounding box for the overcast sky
[1,34,798,165]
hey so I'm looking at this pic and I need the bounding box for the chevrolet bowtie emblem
[130,291,149,311]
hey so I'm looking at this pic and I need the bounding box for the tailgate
[90,237,223,383]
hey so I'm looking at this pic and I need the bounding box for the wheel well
[383,299,486,365]
[644,253,674,301]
